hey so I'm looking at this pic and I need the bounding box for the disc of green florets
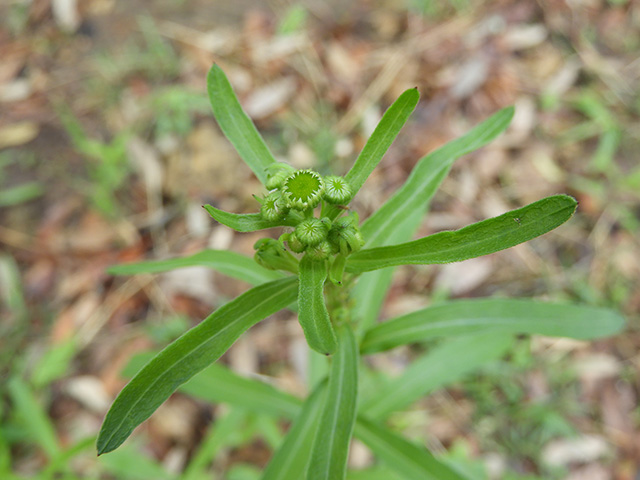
[260,191,288,222]
[323,176,353,205]
[295,218,329,246]
[282,170,324,210]
[265,163,295,190]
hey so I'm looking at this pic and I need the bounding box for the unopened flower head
[260,191,288,222]
[265,163,295,190]
[323,176,353,205]
[295,217,329,246]
[306,240,332,260]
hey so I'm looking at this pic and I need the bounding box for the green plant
[58,109,130,218]
[96,65,624,478]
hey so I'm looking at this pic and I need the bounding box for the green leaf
[107,249,283,285]
[97,276,298,455]
[207,64,277,184]
[361,298,625,354]
[298,255,337,355]
[124,353,302,419]
[352,209,424,338]
[347,466,404,480]
[346,88,418,192]
[262,381,327,480]
[203,205,299,232]
[348,195,577,273]
[361,334,514,418]
[182,364,301,419]
[308,324,358,480]
[31,337,78,387]
[323,88,419,220]
[124,349,474,479]
[354,416,467,480]
[361,106,514,248]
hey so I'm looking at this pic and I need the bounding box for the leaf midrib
[353,200,572,269]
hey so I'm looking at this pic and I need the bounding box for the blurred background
[1,0,639,478]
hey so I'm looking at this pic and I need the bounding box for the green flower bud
[282,169,324,210]
[265,163,295,190]
[306,240,332,260]
[328,214,364,256]
[286,232,306,253]
[253,238,299,273]
[323,176,353,205]
[295,218,329,247]
[260,191,288,222]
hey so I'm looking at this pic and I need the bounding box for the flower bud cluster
[260,164,354,221]
[255,164,363,264]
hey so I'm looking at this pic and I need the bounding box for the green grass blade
[97,276,298,455]
[361,106,514,248]
[7,377,61,460]
[361,298,625,354]
[348,195,577,273]
[107,249,283,285]
[203,205,298,232]
[262,381,327,480]
[298,256,337,355]
[308,325,358,480]
[123,353,302,419]
[207,64,277,184]
[354,417,467,480]
[361,334,514,418]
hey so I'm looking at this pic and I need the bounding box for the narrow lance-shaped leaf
[346,88,419,194]
[354,416,467,480]
[347,195,578,273]
[97,276,298,455]
[323,88,419,220]
[361,298,626,354]
[261,381,327,480]
[361,334,514,419]
[353,108,514,336]
[107,249,284,286]
[123,353,302,419]
[308,324,358,480]
[298,255,337,355]
[325,89,419,215]
[362,106,515,248]
[207,64,277,184]
[203,204,299,232]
